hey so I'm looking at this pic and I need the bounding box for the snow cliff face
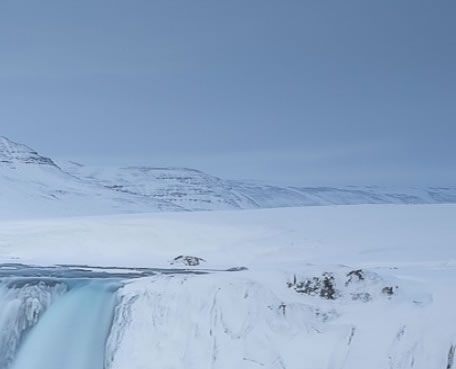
[0,267,452,369]
[106,268,454,369]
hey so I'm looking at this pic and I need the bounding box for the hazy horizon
[1,1,455,186]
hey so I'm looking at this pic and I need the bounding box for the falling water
[10,281,117,369]
[0,280,67,369]
[0,265,191,369]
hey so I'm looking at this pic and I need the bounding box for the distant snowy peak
[60,164,258,211]
[0,136,181,219]
[61,161,456,211]
[0,136,57,167]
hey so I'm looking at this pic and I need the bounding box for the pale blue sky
[0,0,455,185]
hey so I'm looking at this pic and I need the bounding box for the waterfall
[10,281,117,369]
[0,280,67,369]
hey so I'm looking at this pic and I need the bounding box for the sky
[0,0,455,185]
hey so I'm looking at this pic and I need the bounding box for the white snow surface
[1,204,456,369]
[0,204,455,268]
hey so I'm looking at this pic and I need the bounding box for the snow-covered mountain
[61,161,456,211]
[60,163,259,210]
[1,135,456,217]
[0,136,58,167]
[0,136,179,219]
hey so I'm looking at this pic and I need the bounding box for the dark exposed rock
[289,272,337,300]
[351,292,372,302]
[0,136,58,168]
[447,345,455,369]
[289,269,406,304]
[315,308,339,322]
[382,286,395,296]
[226,266,248,272]
[171,255,206,267]
[320,273,337,299]
[346,269,365,285]
[287,274,297,288]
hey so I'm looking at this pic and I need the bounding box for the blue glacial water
[0,263,217,369]
[9,281,118,369]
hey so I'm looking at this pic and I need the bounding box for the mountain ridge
[1,135,456,217]
[0,136,58,167]
[0,136,181,219]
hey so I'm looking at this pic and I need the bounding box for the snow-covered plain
[1,204,456,369]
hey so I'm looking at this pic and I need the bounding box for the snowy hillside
[2,135,456,218]
[61,162,456,211]
[0,136,57,167]
[0,136,179,219]
[61,163,258,211]
[0,204,455,369]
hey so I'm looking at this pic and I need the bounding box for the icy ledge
[106,265,456,369]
